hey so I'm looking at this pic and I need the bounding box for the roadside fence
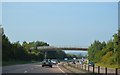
[67,62,120,75]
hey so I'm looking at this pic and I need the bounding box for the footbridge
[30,46,88,51]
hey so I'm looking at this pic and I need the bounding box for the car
[79,61,84,65]
[42,59,53,68]
[51,59,58,65]
[88,61,94,66]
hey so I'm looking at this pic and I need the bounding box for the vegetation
[66,53,84,60]
[1,26,67,66]
[46,50,67,60]
[1,24,119,68]
[88,30,120,68]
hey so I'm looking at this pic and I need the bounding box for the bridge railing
[30,46,88,51]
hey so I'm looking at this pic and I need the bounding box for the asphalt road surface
[2,62,91,75]
[2,62,67,73]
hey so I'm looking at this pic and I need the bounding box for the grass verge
[96,63,119,69]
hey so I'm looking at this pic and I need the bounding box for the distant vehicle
[88,61,94,66]
[73,58,76,60]
[42,59,52,68]
[68,60,73,62]
[72,60,76,64]
[79,61,83,65]
[51,59,58,65]
[64,58,68,61]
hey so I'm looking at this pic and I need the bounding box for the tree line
[88,30,120,67]
[1,27,84,63]
[1,26,67,62]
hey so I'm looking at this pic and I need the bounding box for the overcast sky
[2,2,118,48]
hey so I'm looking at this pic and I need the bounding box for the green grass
[2,60,39,66]
[96,63,119,69]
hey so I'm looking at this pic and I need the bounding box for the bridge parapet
[30,46,88,51]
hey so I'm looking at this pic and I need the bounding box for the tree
[88,40,103,62]
[88,32,119,66]
[106,40,114,52]
[101,41,106,48]
[45,50,67,60]
[56,50,67,60]
[2,33,13,61]
[66,54,78,60]
[36,41,49,47]
[118,29,120,68]
[2,26,66,62]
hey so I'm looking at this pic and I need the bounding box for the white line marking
[57,65,66,73]
[24,70,27,73]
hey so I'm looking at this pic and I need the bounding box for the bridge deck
[36,47,88,51]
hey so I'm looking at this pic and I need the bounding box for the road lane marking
[57,65,66,73]
[24,70,27,73]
